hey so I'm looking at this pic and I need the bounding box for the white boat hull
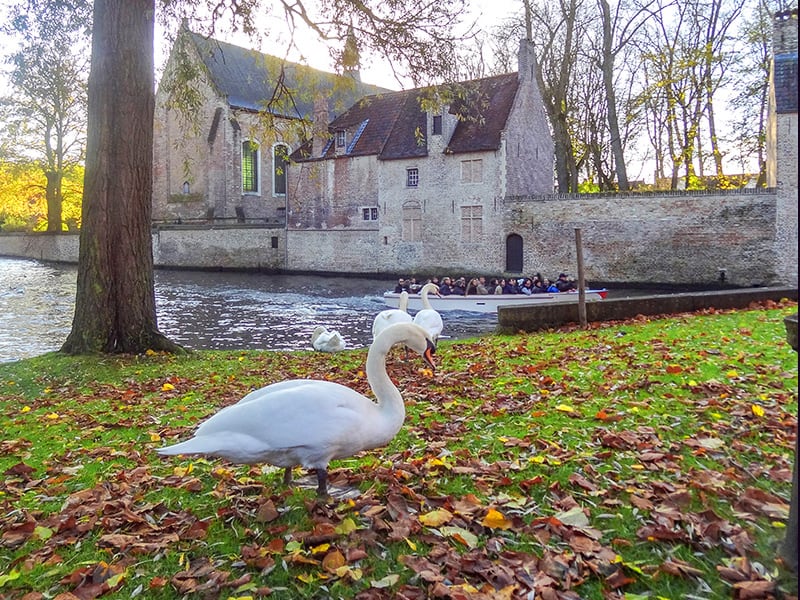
[383,290,608,314]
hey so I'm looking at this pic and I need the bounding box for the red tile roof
[295,73,519,161]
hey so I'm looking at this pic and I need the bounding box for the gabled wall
[153,30,300,225]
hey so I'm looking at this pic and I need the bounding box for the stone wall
[501,188,781,287]
[0,188,792,287]
[152,226,286,270]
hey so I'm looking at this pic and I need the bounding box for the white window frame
[336,130,347,148]
[406,167,419,188]
[461,158,483,184]
[361,206,379,221]
[461,204,483,242]
[402,203,422,242]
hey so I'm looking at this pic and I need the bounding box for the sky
[153,0,523,91]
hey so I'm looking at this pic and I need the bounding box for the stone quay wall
[0,187,795,289]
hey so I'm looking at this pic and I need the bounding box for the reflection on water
[0,258,499,362]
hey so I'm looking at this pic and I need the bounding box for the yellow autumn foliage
[0,161,83,231]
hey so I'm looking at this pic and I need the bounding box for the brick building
[152,23,387,225]
[150,15,797,287]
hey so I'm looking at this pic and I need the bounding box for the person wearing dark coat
[555,273,576,292]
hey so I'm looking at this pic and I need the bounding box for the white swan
[372,290,413,340]
[412,282,444,344]
[157,322,436,497]
[310,325,346,352]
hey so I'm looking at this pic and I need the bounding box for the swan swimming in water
[310,325,346,352]
[372,290,412,340]
[157,322,436,497]
[412,282,444,344]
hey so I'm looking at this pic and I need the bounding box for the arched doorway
[506,233,523,273]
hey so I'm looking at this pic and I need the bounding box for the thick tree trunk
[45,171,62,232]
[62,0,181,355]
[599,0,629,191]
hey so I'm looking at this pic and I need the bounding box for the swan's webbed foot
[315,469,329,497]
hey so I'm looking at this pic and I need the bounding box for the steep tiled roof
[186,31,388,119]
[446,74,519,153]
[307,73,519,161]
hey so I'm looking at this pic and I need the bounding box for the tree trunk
[599,0,629,191]
[62,0,181,355]
[45,171,62,232]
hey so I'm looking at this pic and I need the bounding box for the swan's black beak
[423,339,436,371]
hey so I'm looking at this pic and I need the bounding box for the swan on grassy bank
[310,325,346,352]
[412,282,444,344]
[372,290,412,340]
[157,322,436,497]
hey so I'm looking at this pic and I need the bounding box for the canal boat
[382,289,608,314]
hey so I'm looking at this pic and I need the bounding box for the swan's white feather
[157,322,436,495]
[311,326,346,352]
[372,291,412,340]
[412,283,444,342]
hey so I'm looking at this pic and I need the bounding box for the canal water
[0,257,502,362]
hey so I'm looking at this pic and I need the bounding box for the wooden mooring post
[575,228,587,328]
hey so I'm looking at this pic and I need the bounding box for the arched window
[273,143,289,196]
[182,181,190,194]
[242,140,260,194]
[402,201,422,241]
[506,233,523,273]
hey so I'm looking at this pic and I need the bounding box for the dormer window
[432,115,442,135]
[336,130,347,148]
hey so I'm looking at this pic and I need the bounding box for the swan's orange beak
[423,339,436,371]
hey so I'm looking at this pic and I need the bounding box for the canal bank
[497,287,799,333]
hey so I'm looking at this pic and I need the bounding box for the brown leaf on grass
[568,473,598,492]
[568,534,600,555]
[3,461,35,479]
[256,499,280,522]
[604,567,636,589]
[717,566,748,582]
[170,557,248,595]
[0,518,36,548]
[322,549,347,573]
[399,554,445,584]
[660,558,704,578]
[734,487,790,520]
[733,579,776,599]
[98,532,180,553]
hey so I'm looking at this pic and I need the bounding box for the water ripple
[0,258,498,362]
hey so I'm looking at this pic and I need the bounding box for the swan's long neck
[399,292,409,312]
[420,286,432,310]
[365,335,405,442]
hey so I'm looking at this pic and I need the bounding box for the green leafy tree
[0,0,90,232]
[0,160,84,231]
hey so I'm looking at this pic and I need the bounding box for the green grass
[0,302,797,599]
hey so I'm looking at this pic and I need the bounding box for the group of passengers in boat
[393,272,578,296]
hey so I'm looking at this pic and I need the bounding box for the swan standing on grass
[412,282,444,345]
[371,290,412,340]
[310,325,346,352]
[157,322,436,497]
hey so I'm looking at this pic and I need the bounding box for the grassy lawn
[0,301,797,599]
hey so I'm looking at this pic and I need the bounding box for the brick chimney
[311,95,330,158]
[517,39,537,84]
